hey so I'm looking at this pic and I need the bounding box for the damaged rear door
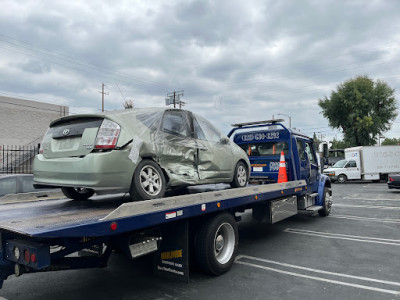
[192,114,233,181]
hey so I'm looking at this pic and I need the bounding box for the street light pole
[277,113,291,128]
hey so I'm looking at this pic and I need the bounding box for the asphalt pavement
[0,182,399,300]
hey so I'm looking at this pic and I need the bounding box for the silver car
[33,108,250,200]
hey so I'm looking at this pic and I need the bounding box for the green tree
[318,75,397,146]
[381,137,400,146]
[330,138,350,149]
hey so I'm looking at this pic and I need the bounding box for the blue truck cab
[228,119,332,211]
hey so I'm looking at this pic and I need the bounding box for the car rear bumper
[388,182,400,189]
[33,150,136,190]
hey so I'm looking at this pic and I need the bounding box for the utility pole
[166,91,185,109]
[99,83,109,112]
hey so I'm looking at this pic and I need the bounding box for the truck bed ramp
[0,181,306,238]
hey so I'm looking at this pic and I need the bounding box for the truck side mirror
[322,143,328,158]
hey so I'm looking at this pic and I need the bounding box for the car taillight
[39,128,51,154]
[389,177,394,182]
[95,119,121,149]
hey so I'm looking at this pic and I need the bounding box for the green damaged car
[33,108,250,201]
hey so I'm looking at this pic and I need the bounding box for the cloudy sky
[1,0,399,143]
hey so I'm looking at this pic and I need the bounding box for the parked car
[0,174,52,198]
[388,173,400,189]
[33,108,250,201]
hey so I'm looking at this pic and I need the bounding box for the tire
[337,174,347,184]
[130,159,166,200]
[318,187,332,217]
[61,187,95,201]
[195,213,238,275]
[230,161,248,188]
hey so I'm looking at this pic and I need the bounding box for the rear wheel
[130,159,166,200]
[195,213,238,275]
[61,187,95,200]
[230,161,248,188]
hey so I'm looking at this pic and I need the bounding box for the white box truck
[323,145,400,183]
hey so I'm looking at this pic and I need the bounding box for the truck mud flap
[154,219,189,283]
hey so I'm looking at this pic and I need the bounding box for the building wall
[0,96,69,147]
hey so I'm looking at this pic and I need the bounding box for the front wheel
[318,187,332,216]
[130,159,166,200]
[61,187,95,201]
[337,174,347,184]
[195,213,238,275]
[230,161,248,188]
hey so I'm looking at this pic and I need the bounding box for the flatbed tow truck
[0,120,332,288]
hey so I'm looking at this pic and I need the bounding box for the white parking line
[334,204,400,210]
[235,255,400,295]
[284,228,400,246]
[342,197,400,202]
[331,214,400,224]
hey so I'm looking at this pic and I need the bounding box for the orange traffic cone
[277,151,288,183]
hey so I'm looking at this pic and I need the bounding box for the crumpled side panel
[124,108,237,187]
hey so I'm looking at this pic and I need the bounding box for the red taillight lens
[31,253,37,263]
[24,249,31,263]
[95,119,121,149]
[110,222,118,231]
[389,177,394,182]
[39,128,51,154]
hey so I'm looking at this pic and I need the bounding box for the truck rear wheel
[318,187,332,217]
[195,213,238,275]
[61,187,95,200]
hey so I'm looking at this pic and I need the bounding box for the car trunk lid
[41,117,104,158]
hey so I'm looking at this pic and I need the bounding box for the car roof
[50,107,189,127]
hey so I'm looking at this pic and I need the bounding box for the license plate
[56,138,80,150]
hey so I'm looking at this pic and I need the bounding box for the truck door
[296,139,308,182]
[296,139,318,189]
[304,141,319,185]
[345,160,361,179]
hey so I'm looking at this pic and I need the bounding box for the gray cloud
[0,0,399,141]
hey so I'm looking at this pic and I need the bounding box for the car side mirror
[220,137,230,144]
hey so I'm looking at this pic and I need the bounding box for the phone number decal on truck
[241,132,280,142]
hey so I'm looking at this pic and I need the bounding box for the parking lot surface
[0,182,399,300]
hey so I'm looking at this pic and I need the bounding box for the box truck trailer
[323,145,400,183]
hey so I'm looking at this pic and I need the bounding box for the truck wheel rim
[214,223,235,264]
[237,165,247,186]
[325,191,332,211]
[140,165,162,196]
